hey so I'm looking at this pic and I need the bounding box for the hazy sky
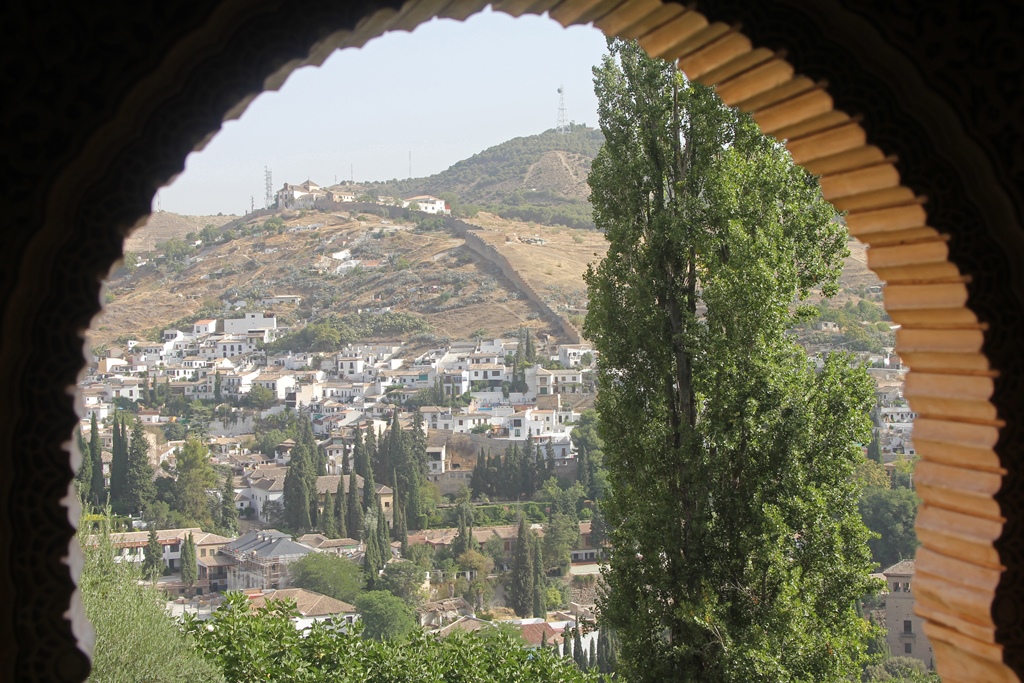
[156,7,609,216]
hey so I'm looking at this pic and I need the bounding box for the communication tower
[264,166,273,209]
[556,84,568,134]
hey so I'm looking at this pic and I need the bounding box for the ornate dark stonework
[0,1,1021,679]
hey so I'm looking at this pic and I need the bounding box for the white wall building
[402,195,449,215]
[224,311,278,335]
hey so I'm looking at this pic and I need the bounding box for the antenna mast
[556,84,568,134]
[264,166,273,208]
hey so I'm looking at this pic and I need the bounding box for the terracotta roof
[88,527,202,549]
[248,588,356,617]
[251,477,285,492]
[435,616,493,637]
[198,554,235,567]
[297,534,361,549]
[882,559,916,576]
[419,597,472,615]
[517,622,566,647]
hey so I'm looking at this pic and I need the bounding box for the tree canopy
[289,552,364,604]
[585,39,877,682]
[184,591,596,683]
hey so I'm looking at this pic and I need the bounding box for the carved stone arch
[1,1,1021,681]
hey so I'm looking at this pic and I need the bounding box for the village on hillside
[76,184,925,665]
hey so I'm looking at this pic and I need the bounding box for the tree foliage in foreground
[80,515,224,683]
[586,39,878,682]
[184,591,596,683]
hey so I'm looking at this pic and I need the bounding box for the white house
[557,344,593,368]
[193,319,218,335]
[402,195,449,215]
[224,311,277,335]
[260,294,302,307]
[276,180,323,209]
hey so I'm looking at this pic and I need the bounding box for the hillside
[356,124,603,229]
[124,211,238,252]
[90,210,602,351]
[99,127,889,356]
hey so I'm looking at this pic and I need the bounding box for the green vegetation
[365,125,604,229]
[266,311,430,353]
[80,516,225,683]
[355,591,417,641]
[183,591,596,683]
[586,40,877,682]
[289,553,364,604]
[859,482,920,570]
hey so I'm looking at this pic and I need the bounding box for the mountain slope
[366,124,603,228]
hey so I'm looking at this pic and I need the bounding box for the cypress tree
[296,476,312,530]
[335,474,348,539]
[143,527,163,581]
[563,626,573,660]
[520,433,537,498]
[347,474,363,541]
[545,438,557,482]
[124,417,155,516]
[180,533,197,588]
[573,626,585,669]
[75,426,91,502]
[589,638,597,670]
[504,443,521,500]
[509,516,534,617]
[392,469,408,552]
[109,413,127,509]
[362,461,377,520]
[364,425,378,477]
[350,429,363,477]
[452,505,470,558]
[541,630,548,650]
[532,532,547,619]
[284,465,312,531]
[89,412,104,505]
[470,449,486,499]
[321,491,337,538]
[868,431,882,463]
[376,494,390,563]
[220,469,238,534]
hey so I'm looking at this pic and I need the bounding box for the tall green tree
[335,474,348,539]
[175,436,218,526]
[347,474,364,541]
[123,417,156,515]
[321,490,338,538]
[586,39,876,682]
[508,517,535,617]
[180,533,197,588]
[532,532,547,619]
[143,526,164,581]
[89,412,105,505]
[75,426,91,502]
[109,413,128,509]
[220,469,238,534]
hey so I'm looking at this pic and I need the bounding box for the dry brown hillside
[124,211,238,252]
[90,211,569,350]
